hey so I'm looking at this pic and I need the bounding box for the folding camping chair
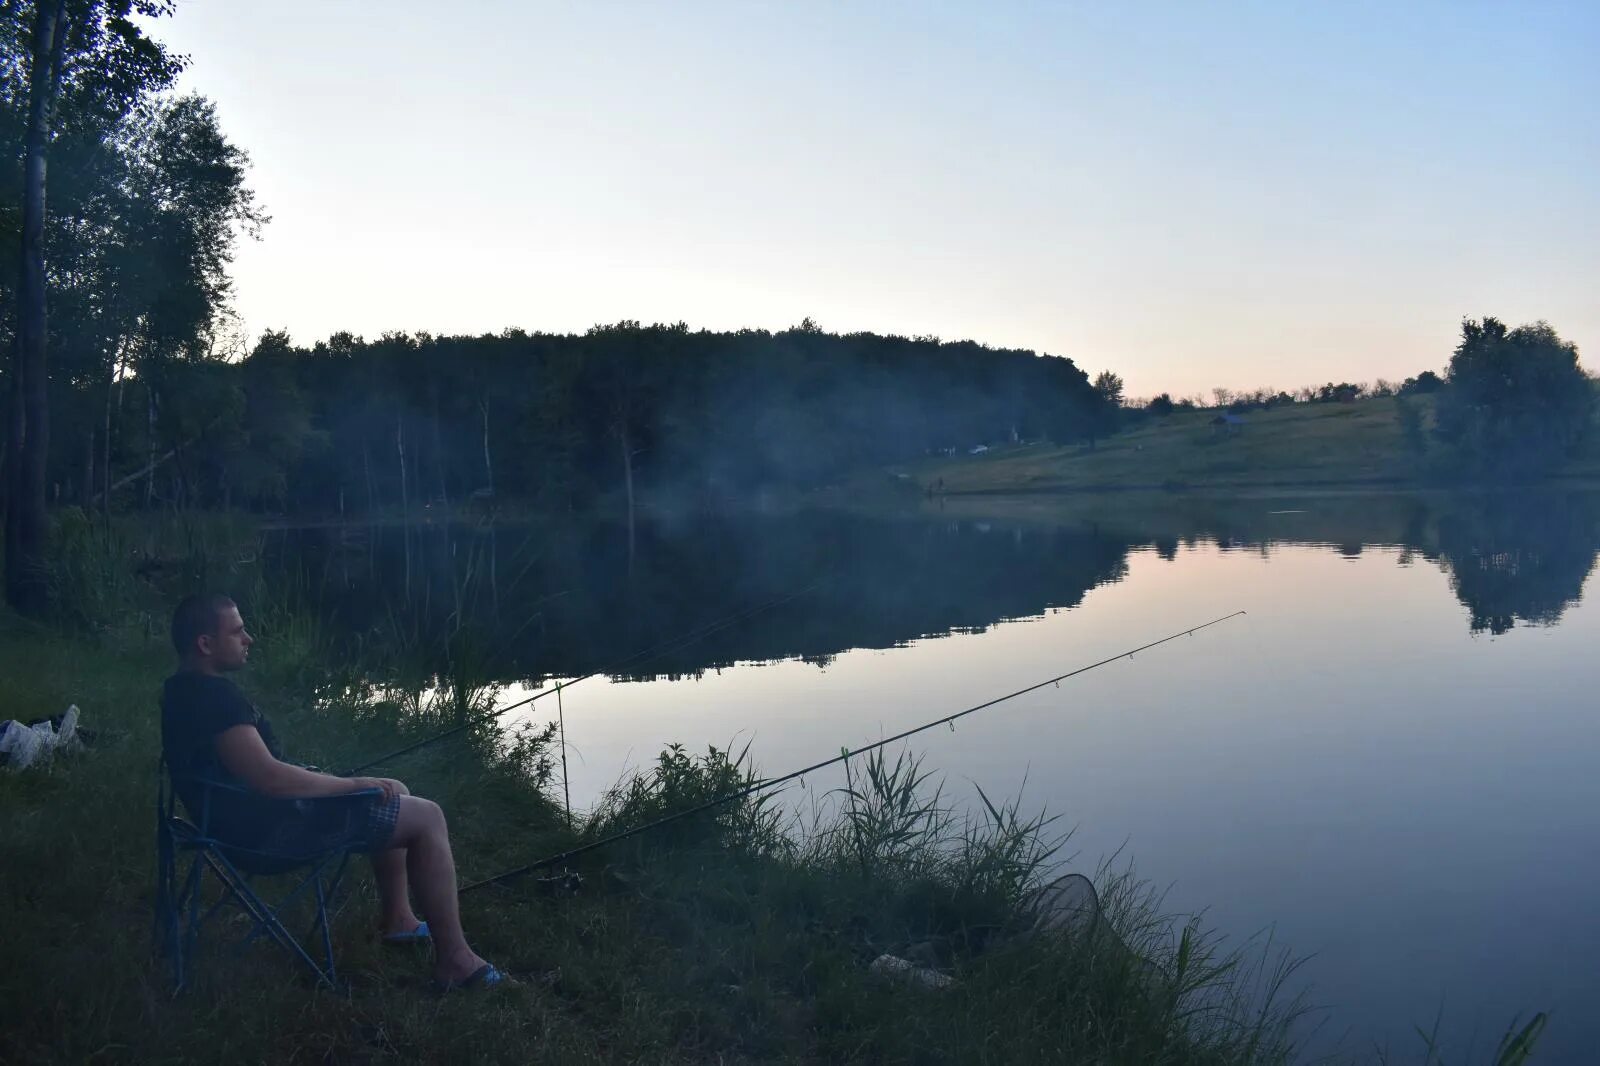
[153,759,381,991]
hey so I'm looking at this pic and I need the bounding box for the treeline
[1129,318,1594,477]
[1132,372,1446,416]
[110,320,1109,514]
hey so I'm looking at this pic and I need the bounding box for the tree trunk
[145,388,157,507]
[430,387,449,507]
[82,428,94,508]
[397,411,411,599]
[489,521,499,616]
[96,420,218,504]
[3,0,65,614]
[101,360,115,515]
[479,398,494,498]
[362,439,375,513]
[620,423,636,577]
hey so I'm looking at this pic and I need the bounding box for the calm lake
[270,489,1600,1061]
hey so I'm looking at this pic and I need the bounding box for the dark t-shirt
[160,672,285,846]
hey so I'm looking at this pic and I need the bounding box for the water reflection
[264,489,1600,680]
[1430,492,1600,635]
[262,491,1600,1059]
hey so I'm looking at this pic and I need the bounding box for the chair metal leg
[313,874,337,986]
[176,852,209,992]
[314,852,354,986]
[152,833,187,992]
[211,852,338,988]
[158,842,359,992]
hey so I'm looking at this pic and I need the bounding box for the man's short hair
[171,593,237,657]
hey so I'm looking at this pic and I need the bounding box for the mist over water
[267,490,1600,1060]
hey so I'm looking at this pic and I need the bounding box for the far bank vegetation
[921,318,1595,495]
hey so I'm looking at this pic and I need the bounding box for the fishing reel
[531,869,584,897]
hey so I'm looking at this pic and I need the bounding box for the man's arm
[214,725,399,800]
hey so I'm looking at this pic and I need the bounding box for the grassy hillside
[910,398,1429,494]
[906,394,1600,495]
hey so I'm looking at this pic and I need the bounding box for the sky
[153,1,1598,397]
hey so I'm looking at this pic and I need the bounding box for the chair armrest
[178,775,384,806]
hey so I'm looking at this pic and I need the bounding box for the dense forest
[130,323,1110,514]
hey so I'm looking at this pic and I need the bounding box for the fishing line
[458,609,1245,895]
[342,575,831,775]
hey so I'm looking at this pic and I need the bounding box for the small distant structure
[1210,413,1244,435]
[969,444,990,455]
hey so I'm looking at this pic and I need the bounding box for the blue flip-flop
[433,962,509,994]
[383,921,431,945]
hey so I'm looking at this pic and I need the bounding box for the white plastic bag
[0,705,81,770]
[869,953,954,989]
[0,719,45,769]
[52,704,79,748]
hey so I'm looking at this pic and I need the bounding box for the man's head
[171,593,252,673]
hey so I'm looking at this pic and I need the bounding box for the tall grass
[569,744,1308,1062]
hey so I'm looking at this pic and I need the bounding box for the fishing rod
[458,609,1245,895]
[342,575,830,776]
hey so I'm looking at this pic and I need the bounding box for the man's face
[198,605,253,671]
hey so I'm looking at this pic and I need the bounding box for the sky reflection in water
[493,502,1599,1060]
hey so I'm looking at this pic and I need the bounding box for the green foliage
[37,507,260,632]
[1436,317,1593,478]
[1401,1009,1548,1066]
[588,741,786,858]
[40,506,132,629]
[835,747,949,877]
[1314,381,1366,403]
[498,718,559,793]
[1400,370,1444,396]
[1395,396,1427,456]
[1095,369,1126,406]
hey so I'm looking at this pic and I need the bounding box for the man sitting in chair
[161,593,505,991]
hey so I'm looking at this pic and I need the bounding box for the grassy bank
[0,616,1310,1064]
[0,530,1544,1064]
[899,396,1600,496]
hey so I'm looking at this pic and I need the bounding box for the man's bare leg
[371,847,423,936]
[370,780,422,937]
[390,794,488,983]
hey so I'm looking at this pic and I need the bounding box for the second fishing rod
[459,609,1246,895]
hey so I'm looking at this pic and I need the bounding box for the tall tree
[4,0,66,613]
[1436,317,1592,477]
[1092,370,1124,407]
[1,0,183,612]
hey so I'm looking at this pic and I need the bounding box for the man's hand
[349,776,409,802]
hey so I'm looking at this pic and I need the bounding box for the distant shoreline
[891,395,1600,500]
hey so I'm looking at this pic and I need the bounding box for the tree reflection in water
[262,490,1600,681]
[1430,492,1600,635]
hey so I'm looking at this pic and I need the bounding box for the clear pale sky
[154,1,1597,397]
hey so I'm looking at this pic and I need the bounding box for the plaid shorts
[254,791,401,858]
